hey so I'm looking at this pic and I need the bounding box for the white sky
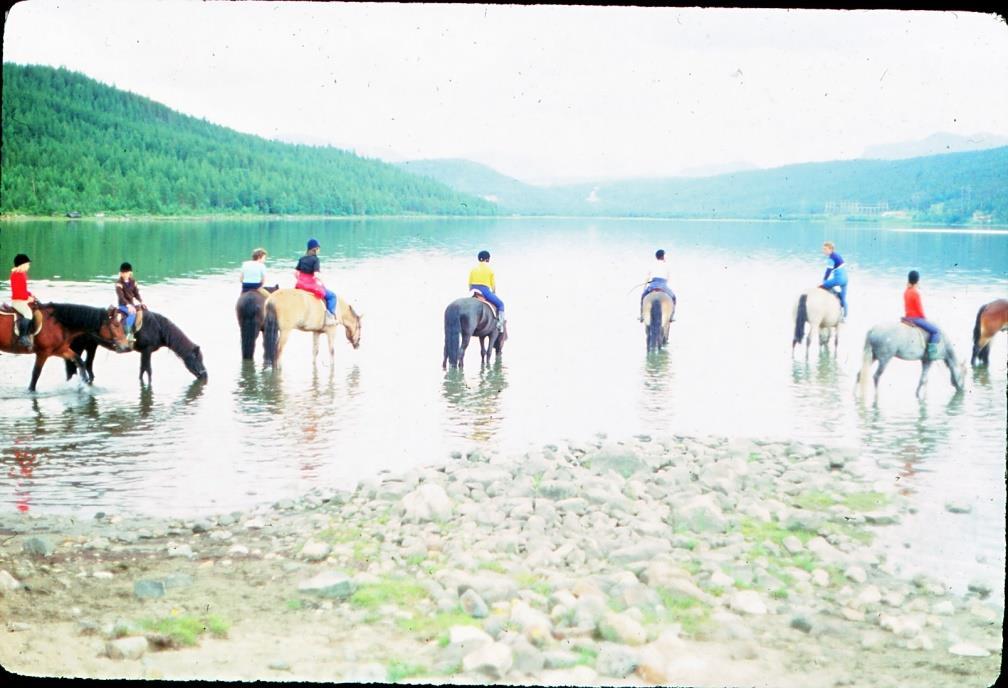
[4,1,1008,185]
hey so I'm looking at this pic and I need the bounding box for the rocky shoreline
[0,434,1002,685]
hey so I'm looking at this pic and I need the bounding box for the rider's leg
[910,317,941,359]
[12,300,33,348]
[324,290,337,316]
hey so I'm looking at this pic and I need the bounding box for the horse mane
[46,303,108,331]
[148,312,199,355]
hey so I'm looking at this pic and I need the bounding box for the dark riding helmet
[908,270,920,284]
[655,249,666,260]
[13,254,30,267]
[477,250,491,262]
[120,262,133,272]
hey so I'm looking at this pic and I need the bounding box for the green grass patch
[476,560,506,574]
[842,491,889,512]
[285,598,304,611]
[140,614,229,647]
[387,660,428,683]
[350,578,428,609]
[405,554,426,567]
[771,588,789,600]
[396,609,481,642]
[514,572,553,597]
[316,525,364,544]
[792,491,838,511]
[820,520,874,545]
[748,451,761,463]
[654,588,712,637]
[575,646,598,666]
[738,517,816,546]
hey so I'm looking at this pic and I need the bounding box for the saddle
[900,318,929,344]
[0,304,44,336]
[470,291,498,319]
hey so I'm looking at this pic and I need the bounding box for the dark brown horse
[972,298,1008,366]
[442,295,506,370]
[65,310,207,386]
[235,286,278,360]
[0,303,130,391]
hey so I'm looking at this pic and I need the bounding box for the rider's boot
[324,310,337,327]
[926,342,940,361]
[16,317,34,350]
[497,315,506,333]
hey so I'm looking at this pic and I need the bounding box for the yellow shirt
[468,263,496,292]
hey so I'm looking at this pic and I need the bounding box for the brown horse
[971,298,1008,366]
[0,303,130,391]
[262,289,362,369]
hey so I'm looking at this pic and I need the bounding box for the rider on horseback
[9,254,35,350]
[116,262,145,346]
[469,250,505,332]
[639,249,677,322]
[904,270,941,361]
[819,241,848,321]
[295,238,338,326]
[240,248,277,296]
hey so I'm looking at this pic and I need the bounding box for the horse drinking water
[971,298,1008,366]
[0,303,130,391]
[792,287,842,357]
[442,295,506,369]
[857,320,966,398]
[262,288,361,369]
[64,310,207,386]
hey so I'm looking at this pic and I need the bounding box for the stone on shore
[0,570,22,594]
[460,589,489,618]
[462,641,513,679]
[299,540,332,561]
[729,590,768,615]
[297,571,356,599]
[105,637,149,660]
[401,484,452,523]
[22,537,55,558]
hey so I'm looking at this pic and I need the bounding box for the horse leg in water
[326,328,336,365]
[274,328,294,369]
[872,354,892,393]
[916,360,932,399]
[459,332,472,369]
[478,335,488,366]
[139,349,153,386]
[312,332,320,366]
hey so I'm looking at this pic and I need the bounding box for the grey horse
[442,296,506,370]
[856,321,966,398]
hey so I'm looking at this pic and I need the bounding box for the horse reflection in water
[441,363,508,443]
[639,350,674,421]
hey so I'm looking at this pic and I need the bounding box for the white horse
[792,287,843,357]
[856,321,966,399]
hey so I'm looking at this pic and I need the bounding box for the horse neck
[157,316,197,355]
[338,300,357,331]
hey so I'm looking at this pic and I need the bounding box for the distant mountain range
[400,147,1008,223]
[861,132,1008,160]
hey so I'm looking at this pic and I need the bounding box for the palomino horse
[792,287,842,357]
[65,310,208,386]
[971,298,1008,366]
[643,291,675,352]
[857,320,966,399]
[442,295,506,370]
[235,286,278,360]
[262,288,361,369]
[0,303,130,391]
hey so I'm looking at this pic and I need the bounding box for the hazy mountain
[861,132,1008,160]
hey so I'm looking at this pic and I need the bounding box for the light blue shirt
[241,260,267,284]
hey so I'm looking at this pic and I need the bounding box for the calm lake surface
[1,217,1006,598]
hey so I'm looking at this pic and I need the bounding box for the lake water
[1,217,1005,598]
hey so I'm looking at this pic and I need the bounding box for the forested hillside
[406,148,1008,224]
[0,63,496,217]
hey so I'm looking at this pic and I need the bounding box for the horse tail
[971,303,988,365]
[793,294,808,349]
[857,331,874,396]
[648,297,662,350]
[238,295,261,360]
[263,300,279,367]
[444,302,462,368]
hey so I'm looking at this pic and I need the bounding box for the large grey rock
[729,590,768,615]
[460,589,489,618]
[297,571,357,599]
[948,642,990,657]
[462,641,513,679]
[105,636,148,660]
[537,480,577,500]
[400,484,453,523]
[596,644,639,677]
[22,537,55,558]
[598,612,647,646]
[0,570,21,594]
[543,650,581,669]
[677,494,728,533]
[509,636,545,674]
[609,538,672,564]
[510,601,553,646]
[299,540,332,561]
[133,579,166,600]
[585,446,648,478]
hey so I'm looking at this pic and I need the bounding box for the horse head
[102,306,132,352]
[345,307,362,350]
[944,341,966,392]
[182,345,208,381]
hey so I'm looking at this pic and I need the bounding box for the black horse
[442,296,506,370]
[235,286,278,360]
[65,310,207,386]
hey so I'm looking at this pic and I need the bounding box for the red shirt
[10,270,31,301]
[904,285,925,319]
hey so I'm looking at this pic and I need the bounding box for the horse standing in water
[262,288,362,369]
[65,310,207,386]
[0,303,130,391]
[235,287,278,360]
[792,287,843,357]
[442,296,506,369]
[971,298,1008,366]
[857,321,966,399]
[643,291,675,352]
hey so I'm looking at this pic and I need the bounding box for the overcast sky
[5,1,1008,184]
